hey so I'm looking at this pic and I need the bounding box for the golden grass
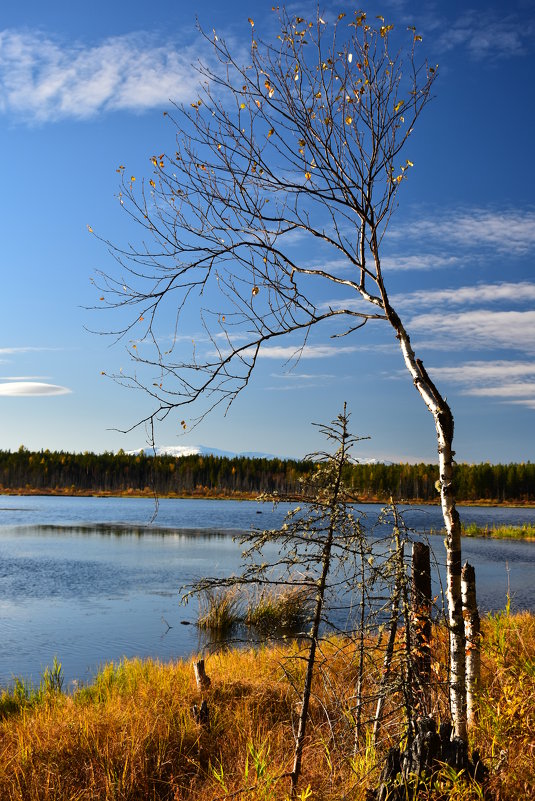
[0,612,532,800]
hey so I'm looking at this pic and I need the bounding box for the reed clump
[244,585,315,634]
[196,584,315,636]
[462,522,535,539]
[0,612,532,800]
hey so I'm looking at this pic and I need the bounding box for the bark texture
[392,321,467,739]
[461,562,481,727]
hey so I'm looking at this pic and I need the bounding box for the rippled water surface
[0,495,533,686]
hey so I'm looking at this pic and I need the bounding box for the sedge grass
[462,522,535,540]
[0,613,532,800]
[196,586,242,634]
[244,585,315,634]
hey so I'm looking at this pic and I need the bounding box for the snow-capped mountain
[127,444,280,460]
[126,444,391,464]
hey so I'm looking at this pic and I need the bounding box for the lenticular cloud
[0,381,71,397]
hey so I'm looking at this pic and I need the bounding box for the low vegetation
[461,522,535,539]
[197,586,315,636]
[0,611,532,800]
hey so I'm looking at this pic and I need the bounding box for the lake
[0,495,534,688]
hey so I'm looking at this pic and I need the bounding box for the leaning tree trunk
[390,311,467,740]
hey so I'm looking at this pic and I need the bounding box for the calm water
[0,495,533,687]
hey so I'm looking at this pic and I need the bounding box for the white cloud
[270,372,337,380]
[382,254,461,271]
[0,346,61,355]
[409,310,535,352]
[0,375,51,380]
[434,11,532,61]
[250,344,359,359]
[429,360,535,383]
[0,29,201,122]
[466,383,535,398]
[391,209,535,255]
[0,381,72,397]
[396,282,535,309]
[427,360,535,411]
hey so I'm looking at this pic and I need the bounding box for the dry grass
[0,612,532,800]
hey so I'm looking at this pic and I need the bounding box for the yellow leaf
[267,128,275,137]
[149,179,155,188]
[305,171,311,180]
[380,25,394,37]
[87,225,93,233]
[130,175,136,182]
[139,316,144,322]
[406,159,414,167]
[393,100,404,112]
[248,17,254,26]
[345,115,353,125]
[252,286,259,296]
[240,103,246,109]
[337,13,345,20]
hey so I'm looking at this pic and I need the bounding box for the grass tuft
[244,585,315,634]
[197,586,242,634]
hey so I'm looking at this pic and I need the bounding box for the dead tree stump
[412,542,432,714]
[193,659,211,691]
[373,717,488,800]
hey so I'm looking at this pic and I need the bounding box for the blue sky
[0,0,534,463]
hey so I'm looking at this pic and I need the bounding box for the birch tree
[95,9,467,737]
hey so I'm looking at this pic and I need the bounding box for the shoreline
[0,486,534,508]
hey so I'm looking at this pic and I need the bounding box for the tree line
[0,447,533,503]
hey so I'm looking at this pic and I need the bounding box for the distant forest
[0,447,533,503]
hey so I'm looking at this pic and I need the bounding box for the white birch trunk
[390,313,467,740]
[461,562,481,728]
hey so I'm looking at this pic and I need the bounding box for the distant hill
[127,444,391,464]
[127,444,281,460]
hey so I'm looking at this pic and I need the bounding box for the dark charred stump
[372,717,489,800]
[412,542,432,715]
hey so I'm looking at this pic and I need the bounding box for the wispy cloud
[0,29,201,122]
[0,381,72,397]
[429,360,535,383]
[266,371,343,390]
[270,372,337,380]
[382,254,461,271]
[428,360,535,411]
[396,281,535,310]
[409,309,535,352]
[390,209,535,256]
[434,10,533,61]
[0,346,62,355]
[250,344,360,359]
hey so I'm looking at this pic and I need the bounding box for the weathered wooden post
[461,562,480,727]
[192,659,211,731]
[193,658,211,691]
[412,542,432,714]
